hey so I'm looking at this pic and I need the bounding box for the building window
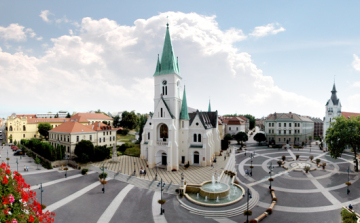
[113,136,115,141]
[279,130,281,134]
[90,135,92,141]
[279,123,281,127]
[289,138,291,142]
[23,125,26,131]
[110,131,112,135]
[289,123,292,127]
[182,121,184,128]
[103,132,105,136]
[161,108,163,117]
[99,138,101,143]
[278,138,280,142]
[148,132,150,140]
[198,134,201,142]
[269,123,271,127]
[298,123,301,127]
[61,135,63,141]
[193,134,197,142]
[103,137,105,142]
[229,127,231,130]
[284,123,286,127]
[68,136,70,142]
[284,138,286,142]
[76,136,79,142]
[236,127,238,131]
[34,135,36,138]
[23,134,25,138]
[289,130,292,134]
[110,137,112,142]
[9,126,12,131]
[284,130,286,134]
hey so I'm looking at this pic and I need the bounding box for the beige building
[217,118,225,140]
[49,121,119,156]
[264,112,314,145]
[5,113,113,144]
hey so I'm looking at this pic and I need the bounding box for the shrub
[74,140,94,163]
[304,166,311,172]
[309,155,314,160]
[99,173,108,179]
[341,208,357,222]
[82,169,89,175]
[277,160,282,166]
[41,204,47,210]
[316,158,321,164]
[118,129,129,136]
[296,154,300,159]
[345,182,352,186]
[266,208,273,214]
[322,162,326,167]
[281,155,286,161]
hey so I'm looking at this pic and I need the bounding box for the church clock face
[162,80,167,85]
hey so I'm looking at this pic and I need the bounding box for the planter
[100,180,107,185]
[266,208,273,215]
[6,158,9,160]
[158,199,166,204]
[345,182,352,186]
[268,178,274,182]
[243,210,252,216]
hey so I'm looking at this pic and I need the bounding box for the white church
[323,83,341,149]
[140,24,221,171]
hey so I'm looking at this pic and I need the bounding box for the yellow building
[5,113,113,144]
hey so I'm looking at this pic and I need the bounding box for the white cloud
[250,23,285,37]
[351,81,360,88]
[352,54,360,71]
[0,12,322,118]
[40,10,52,23]
[0,24,27,41]
[36,36,43,41]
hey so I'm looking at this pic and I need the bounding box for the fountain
[227,194,231,200]
[205,196,208,202]
[197,193,199,199]
[216,196,219,202]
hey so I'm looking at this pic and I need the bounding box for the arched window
[90,135,92,141]
[198,134,201,142]
[9,126,13,131]
[23,125,26,131]
[160,124,168,139]
[76,136,79,142]
[193,134,197,142]
[148,132,150,140]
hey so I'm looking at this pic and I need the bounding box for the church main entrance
[162,153,167,165]
[194,151,199,164]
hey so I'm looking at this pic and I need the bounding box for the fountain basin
[199,181,230,199]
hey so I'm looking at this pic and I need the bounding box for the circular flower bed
[0,162,55,222]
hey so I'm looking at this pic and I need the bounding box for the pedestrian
[26,166,29,172]
[211,163,214,168]
[349,204,353,210]
[24,166,26,172]
[245,169,249,175]
[224,156,226,161]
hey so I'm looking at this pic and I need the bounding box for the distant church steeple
[180,86,189,120]
[208,100,211,112]
[331,83,339,105]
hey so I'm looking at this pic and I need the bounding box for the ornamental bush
[0,162,55,222]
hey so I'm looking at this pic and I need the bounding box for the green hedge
[21,138,64,161]
[341,208,357,223]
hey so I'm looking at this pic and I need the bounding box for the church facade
[323,84,342,149]
[140,24,221,171]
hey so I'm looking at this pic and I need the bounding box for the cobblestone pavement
[92,153,228,184]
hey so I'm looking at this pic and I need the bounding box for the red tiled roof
[49,121,95,133]
[341,112,360,119]
[27,118,71,124]
[71,113,112,122]
[87,121,122,131]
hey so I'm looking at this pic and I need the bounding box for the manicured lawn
[124,144,140,157]
[116,134,135,142]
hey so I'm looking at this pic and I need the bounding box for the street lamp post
[250,152,255,176]
[38,183,44,207]
[64,154,68,178]
[347,166,350,195]
[101,163,107,193]
[134,162,136,176]
[244,188,252,223]
[157,178,166,215]
[268,162,274,190]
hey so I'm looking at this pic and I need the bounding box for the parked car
[11,146,19,151]
[13,150,23,156]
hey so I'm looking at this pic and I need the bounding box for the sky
[1,1,360,119]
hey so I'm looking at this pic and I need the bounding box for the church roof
[326,83,339,106]
[154,24,180,77]
[189,110,218,129]
[161,96,175,119]
[180,86,190,120]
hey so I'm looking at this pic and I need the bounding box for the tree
[34,155,41,170]
[38,123,53,139]
[54,113,59,118]
[66,113,71,118]
[102,121,108,125]
[326,116,360,172]
[113,115,120,128]
[254,133,266,145]
[234,132,248,145]
[241,114,256,130]
[224,134,233,141]
[120,111,139,130]
[74,140,94,163]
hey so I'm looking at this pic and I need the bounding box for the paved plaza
[2,143,360,222]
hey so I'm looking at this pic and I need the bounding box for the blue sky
[1,1,360,119]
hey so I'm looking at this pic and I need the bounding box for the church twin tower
[140,24,221,171]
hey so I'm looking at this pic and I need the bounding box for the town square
[1,1,360,223]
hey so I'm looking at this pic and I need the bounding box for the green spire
[154,54,161,75]
[208,100,211,112]
[154,23,180,76]
[180,86,189,120]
